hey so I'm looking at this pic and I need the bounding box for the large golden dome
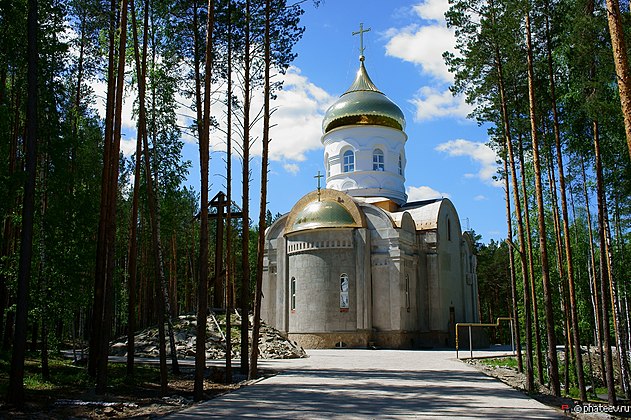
[322,61,405,134]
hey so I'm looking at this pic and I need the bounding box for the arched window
[291,277,296,310]
[343,150,355,173]
[447,219,452,241]
[325,153,330,178]
[405,274,410,311]
[373,148,384,171]
[340,274,349,309]
[398,154,403,175]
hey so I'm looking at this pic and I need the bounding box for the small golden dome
[292,200,356,231]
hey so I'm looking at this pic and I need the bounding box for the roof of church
[278,192,455,236]
[389,198,446,230]
[322,61,405,134]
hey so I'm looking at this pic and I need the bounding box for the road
[167,348,565,419]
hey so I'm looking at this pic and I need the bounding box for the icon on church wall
[340,274,349,310]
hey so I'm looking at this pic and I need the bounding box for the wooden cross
[207,191,243,309]
[352,22,371,60]
[314,171,324,201]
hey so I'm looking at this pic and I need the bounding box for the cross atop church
[352,23,371,61]
[314,171,324,201]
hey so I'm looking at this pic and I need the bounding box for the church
[261,37,479,349]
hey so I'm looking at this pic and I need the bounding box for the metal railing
[455,317,514,359]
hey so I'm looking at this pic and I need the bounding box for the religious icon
[340,274,349,309]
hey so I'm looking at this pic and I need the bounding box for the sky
[113,0,507,243]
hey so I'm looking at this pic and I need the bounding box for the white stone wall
[261,214,289,333]
[322,125,408,204]
[286,229,357,333]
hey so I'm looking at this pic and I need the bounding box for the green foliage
[480,356,520,370]
[0,0,302,397]
[447,0,631,398]
[477,240,511,323]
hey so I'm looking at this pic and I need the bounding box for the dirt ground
[0,367,260,419]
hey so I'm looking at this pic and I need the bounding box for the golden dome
[284,189,366,234]
[292,200,355,231]
[322,61,405,134]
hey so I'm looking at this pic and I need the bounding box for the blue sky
[113,0,506,243]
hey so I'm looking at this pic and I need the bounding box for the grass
[479,356,520,370]
[0,350,165,398]
[478,355,616,403]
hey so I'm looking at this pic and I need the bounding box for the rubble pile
[109,314,306,360]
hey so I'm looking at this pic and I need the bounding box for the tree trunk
[525,9,560,396]
[544,2,586,399]
[194,0,214,401]
[89,0,118,380]
[7,0,37,405]
[156,268,168,395]
[502,143,523,373]
[613,197,631,398]
[518,138,545,385]
[95,0,129,394]
[580,156,606,387]
[126,0,149,376]
[240,0,251,376]
[593,120,617,405]
[603,196,631,397]
[147,9,179,376]
[250,0,271,380]
[38,149,50,381]
[224,0,234,385]
[493,37,534,391]
[604,0,631,160]
[0,86,18,345]
[546,150,571,395]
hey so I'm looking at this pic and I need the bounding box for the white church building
[261,50,479,349]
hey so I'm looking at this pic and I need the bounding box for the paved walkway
[168,349,565,419]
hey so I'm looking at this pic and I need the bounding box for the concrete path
[168,349,565,419]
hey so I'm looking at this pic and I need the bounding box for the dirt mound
[109,313,307,360]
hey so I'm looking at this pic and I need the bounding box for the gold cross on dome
[352,23,371,61]
[314,171,324,201]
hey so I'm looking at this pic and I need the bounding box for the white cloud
[215,66,334,163]
[92,75,137,150]
[410,86,473,120]
[406,185,450,201]
[264,67,335,162]
[283,163,300,174]
[383,1,474,122]
[435,139,501,187]
[413,0,449,21]
[120,138,137,156]
[384,0,455,83]
[90,64,333,165]
[385,23,454,83]
[474,194,487,201]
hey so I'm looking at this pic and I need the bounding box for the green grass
[479,356,519,369]
[23,373,56,390]
[0,351,164,398]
